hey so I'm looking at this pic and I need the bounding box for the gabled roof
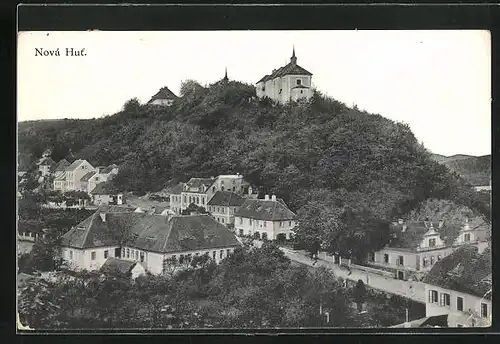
[65,159,87,171]
[100,258,138,275]
[148,87,179,103]
[80,171,97,182]
[423,244,491,300]
[207,191,246,207]
[387,221,462,251]
[54,172,66,181]
[61,212,241,253]
[54,159,70,171]
[38,157,56,167]
[234,198,296,221]
[90,182,119,195]
[163,182,184,195]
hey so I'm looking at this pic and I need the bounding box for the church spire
[223,66,228,81]
[291,45,297,64]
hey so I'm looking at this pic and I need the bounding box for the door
[115,247,121,258]
[397,271,404,280]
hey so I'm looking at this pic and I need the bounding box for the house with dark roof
[207,191,246,226]
[90,182,125,206]
[147,86,179,107]
[37,157,56,176]
[255,47,313,104]
[423,244,491,327]
[179,174,253,215]
[234,194,296,240]
[54,159,70,172]
[100,257,146,280]
[86,164,119,194]
[164,182,185,214]
[61,210,242,274]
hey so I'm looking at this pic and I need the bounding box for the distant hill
[431,153,491,186]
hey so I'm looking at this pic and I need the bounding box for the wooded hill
[18,80,490,258]
[431,153,491,187]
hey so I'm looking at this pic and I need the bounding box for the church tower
[290,45,297,65]
[222,67,229,82]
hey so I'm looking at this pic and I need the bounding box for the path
[252,240,425,303]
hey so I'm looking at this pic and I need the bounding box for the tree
[181,203,209,215]
[353,279,367,313]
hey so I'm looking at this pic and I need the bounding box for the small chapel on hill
[255,47,313,104]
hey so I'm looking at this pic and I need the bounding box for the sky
[17,30,491,156]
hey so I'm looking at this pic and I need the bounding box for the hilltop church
[255,47,313,104]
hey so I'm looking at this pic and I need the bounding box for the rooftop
[234,198,296,221]
[423,244,491,299]
[90,182,120,195]
[256,50,312,83]
[207,191,246,207]
[62,212,241,253]
[80,171,97,182]
[148,87,179,103]
[185,177,216,191]
[100,258,138,275]
[37,157,56,167]
[65,159,87,171]
[388,221,462,251]
[54,159,70,171]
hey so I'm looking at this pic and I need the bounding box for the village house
[255,47,313,104]
[234,194,296,240]
[82,164,119,194]
[53,159,96,192]
[164,182,184,215]
[37,156,56,176]
[207,191,246,226]
[368,220,458,280]
[54,158,70,173]
[423,244,491,327]
[178,174,252,214]
[90,182,125,206]
[147,86,179,107]
[61,210,242,274]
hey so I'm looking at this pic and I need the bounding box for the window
[220,250,223,259]
[213,251,216,259]
[457,297,464,311]
[481,303,488,318]
[262,232,268,240]
[81,166,85,169]
[202,197,205,205]
[429,238,436,247]
[369,252,375,262]
[212,186,215,192]
[423,257,429,267]
[95,177,99,181]
[91,251,96,260]
[226,249,231,257]
[249,219,253,225]
[263,221,267,228]
[140,251,144,262]
[383,254,389,263]
[126,248,130,258]
[430,256,435,265]
[262,87,265,92]
[239,229,244,236]
[69,250,73,260]
[187,254,192,262]
[280,222,283,228]
[440,293,451,307]
[429,290,438,303]
[296,79,301,85]
[289,221,292,226]
[179,255,184,264]
[221,218,225,224]
[183,196,186,203]
[221,186,225,191]
[122,248,125,257]
[239,217,243,224]
[279,89,282,94]
[196,196,200,204]
[300,90,303,94]
[104,250,109,259]
[398,255,404,266]
[135,251,138,260]
[464,233,471,242]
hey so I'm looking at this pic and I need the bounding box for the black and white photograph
[16,29,491,331]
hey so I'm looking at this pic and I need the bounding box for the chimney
[264,194,269,200]
[271,194,276,201]
[439,219,445,229]
[99,212,106,222]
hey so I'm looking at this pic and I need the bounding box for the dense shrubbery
[18,80,490,259]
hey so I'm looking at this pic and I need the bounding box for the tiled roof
[207,191,246,207]
[148,87,178,103]
[80,171,97,182]
[97,204,135,213]
[54,159,70,171]
[388,221,462,251]
[100,165,117,174]
[61,212,241,253]
[90,182,119,195]
[163,182,184,195]
[38,157,56,166]
[185,177,216,191]
[423,244,491,299]
[234,198,296,221]
[257,61,312,84]
[65,159,85,171]
[100,258,137,275]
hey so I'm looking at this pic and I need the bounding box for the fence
[18,232,46,242]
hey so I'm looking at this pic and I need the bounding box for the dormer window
[429,238,436,247]
[296,79,301,85]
